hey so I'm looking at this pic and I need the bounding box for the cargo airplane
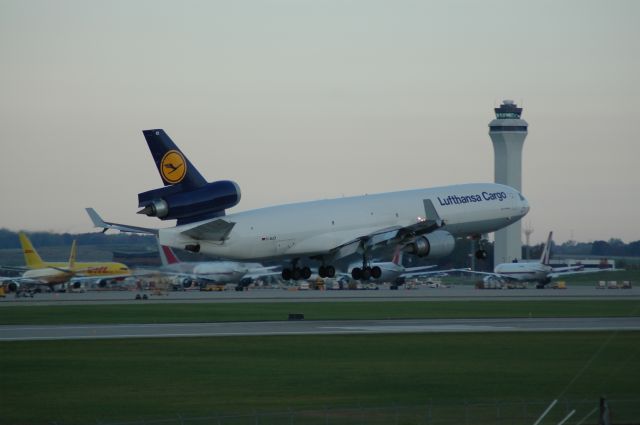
[1,233,130,291]
[88,129,530,281]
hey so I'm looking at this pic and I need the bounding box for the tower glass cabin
[489,100,528,266]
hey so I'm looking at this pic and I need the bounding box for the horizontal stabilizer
[86,208,158,235]
[181,219,235,241]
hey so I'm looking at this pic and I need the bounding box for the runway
[2,317,639,341]
[2,285,639,306]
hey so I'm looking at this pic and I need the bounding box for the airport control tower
[489,100,528,267]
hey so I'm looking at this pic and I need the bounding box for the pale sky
[1,0,638,244]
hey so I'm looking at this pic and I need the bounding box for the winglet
[85,208,158,235]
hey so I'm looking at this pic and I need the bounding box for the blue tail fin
[142,129,207,190]
[138,129,242,226]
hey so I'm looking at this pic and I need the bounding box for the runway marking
[321,325,514,332]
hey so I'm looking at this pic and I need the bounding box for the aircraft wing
[402,268,472,279]
[329,217,443,261]
[86,208,158,235]
[0,265,27,273]
[550,265,584,273]
[453,269,518,281]
[548,268,613,279]
[398,265,439,278]
[0,277,58,291]
[70,273,132,282]
[243,265,282,279]
[1,276,38,284]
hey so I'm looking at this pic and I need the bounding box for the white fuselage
[493,262,553,282]
[159,183,529,261]
[162,261,263,283]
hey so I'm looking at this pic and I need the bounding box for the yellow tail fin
[18,232,45,269]
[68,240,77,270]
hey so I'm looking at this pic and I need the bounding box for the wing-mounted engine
[137,180,241,225]
[404,230,455,258]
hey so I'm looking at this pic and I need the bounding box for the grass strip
[1,331,638,424]
[1,299,639,325]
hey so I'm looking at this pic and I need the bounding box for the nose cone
[519,192,530,216]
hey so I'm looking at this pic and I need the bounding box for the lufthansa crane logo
[160,150,187,184]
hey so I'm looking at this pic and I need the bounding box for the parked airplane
[462,231,605,288]
[345,247,436,283]
[89,129,529,281]
[155,241,279,287]
[2,233,131,291]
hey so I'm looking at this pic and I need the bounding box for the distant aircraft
[154,241,279,288]
[462,231,608,288]
[346,247,437,283]
[1,233,130,292]
[89,129,530,282]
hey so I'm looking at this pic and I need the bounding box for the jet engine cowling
[138,180,241,224]
[404,230,456,258]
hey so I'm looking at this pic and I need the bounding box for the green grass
[1,332,639,424]
[1,300,640,325]
[557,269,640,284]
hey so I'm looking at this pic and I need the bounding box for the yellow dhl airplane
[3,233,131,290]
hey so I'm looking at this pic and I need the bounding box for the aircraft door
[276,239,295,255]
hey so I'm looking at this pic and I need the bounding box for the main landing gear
[475,248,488,260]
[281,259,337,281]
[318,265,336,279]
[471,234,488,260]
[351,265,382,280]
[350,251,382,280]
[281,266,311,281]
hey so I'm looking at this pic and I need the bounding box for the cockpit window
[518,193,525,201]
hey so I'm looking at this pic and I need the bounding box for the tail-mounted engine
[137,180,241,225]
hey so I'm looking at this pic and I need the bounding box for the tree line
[0,229,154,249]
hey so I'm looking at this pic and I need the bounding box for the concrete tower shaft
[489,100,528,266]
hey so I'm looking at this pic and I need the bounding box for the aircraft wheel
[351,267,362,280]
[292,268,302,280]
[325,265,335,278]
[282,269,292,280]
[301,267,312,280]
[371,266,382,279]
[361,267,371,280]
[475,249,488,260]
[319,266,327,278]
